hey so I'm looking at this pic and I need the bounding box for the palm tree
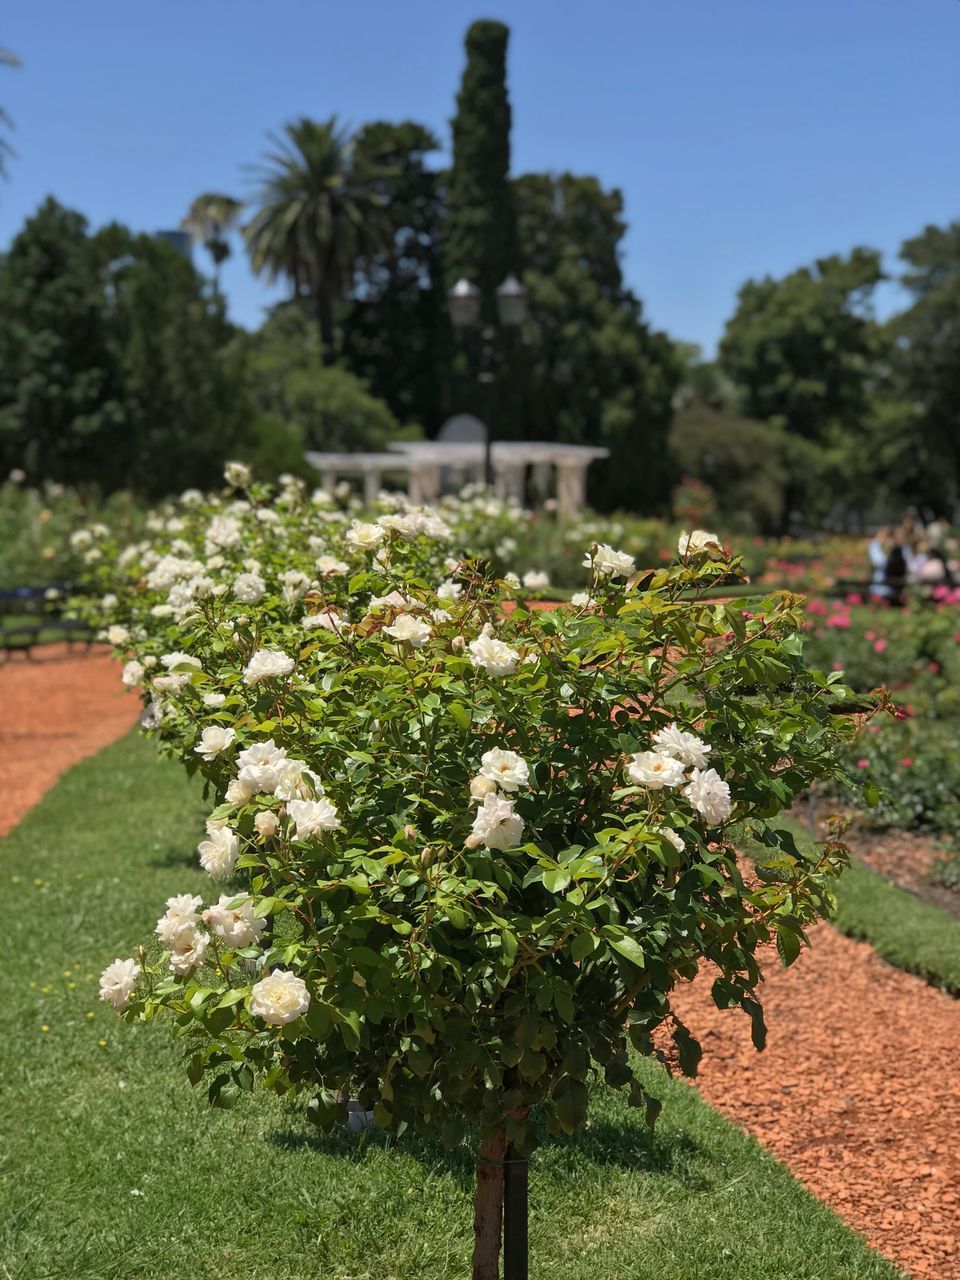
[243,117,391,365]
[181,192,244,294]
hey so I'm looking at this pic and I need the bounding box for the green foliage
[81,479,859,1166]
[669,405,788,534]
[1,734,900,1279]
[244,307,419,456]
[718,248,884,442]
[341,121,450,431]
[514,172,679,512]
[446,20,517,309]
[0,198,249,497]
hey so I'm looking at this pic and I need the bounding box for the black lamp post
[448,274,528,488]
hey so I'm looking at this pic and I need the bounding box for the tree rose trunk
[472,1130,507,1280]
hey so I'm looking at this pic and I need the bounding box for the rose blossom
[233,572,266,604]
[625,751,686,789]
[203,895,265,947]
[254,811,279,839]
[243,649,295,685]
[273,758,324,801]
[583,544,635,578]
[678,529,723,557]
[465,792,525,851]
[468,625,520,677]
[345,521,385,551]
[197,826,240,879]
[384,613,432,648]
[224,460,252,487]
[99,958,140,1011]
[155,893,203,944]
[652,724,712,769]
[287,797,341,840]
[683,768,733,824]
[469,775,497,801]
[160,651,202,672]
[194,726,237,761]
[121,660,144,688]
[250,970,311,1025]
[237,740,287,793]
[478,748,530,793]
[168,926,209,975]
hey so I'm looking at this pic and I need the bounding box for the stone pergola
[304,441,609,517]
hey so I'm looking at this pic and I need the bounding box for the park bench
[0,585,94,658]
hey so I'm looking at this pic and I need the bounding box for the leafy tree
[446,20,517,311]
[244,117,392,365]
[92,222,249,496]
[341,121,450,431]
[718,248,884,443]
[0,198,249,495]
[888,222,960,513]
[245,307,416,455]
[181,192,245,294]
[0,198,125,483]
[515,172,678,512]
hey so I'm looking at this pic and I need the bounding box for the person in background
[868,527,893,599]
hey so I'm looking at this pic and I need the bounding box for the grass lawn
[760,818,960,995]
[0,732,905,1280]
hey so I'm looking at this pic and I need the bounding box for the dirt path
[0,645,139,836]
[670,924,960,1279]
[1,649,958,1277]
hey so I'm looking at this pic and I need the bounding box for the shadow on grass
[266,1105,715,1196]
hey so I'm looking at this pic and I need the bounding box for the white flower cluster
[625,723,733,826]
[465,747,529,850]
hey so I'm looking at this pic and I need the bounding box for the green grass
[0,733,904,1280]
[755,818,960,996]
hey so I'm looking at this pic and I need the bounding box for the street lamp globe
[495,274,528,328]
[448,277,482,330]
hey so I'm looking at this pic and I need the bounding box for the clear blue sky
[3,0,958,352]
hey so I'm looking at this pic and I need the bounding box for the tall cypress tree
[446,19,517,314]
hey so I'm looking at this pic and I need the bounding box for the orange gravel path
[670,925,959,1280]
[0,645,139,836]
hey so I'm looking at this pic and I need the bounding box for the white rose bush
[77,470,863,1278]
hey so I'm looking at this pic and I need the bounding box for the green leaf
[608,935,645,969]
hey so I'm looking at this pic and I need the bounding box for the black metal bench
[0,585,95,658]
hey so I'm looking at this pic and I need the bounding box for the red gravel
[0,645,139,836]
[669,924,960,1279]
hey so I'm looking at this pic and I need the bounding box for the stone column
[495,462,526,507]
[555,460,588,518]
[321,468,338,496]
[362,468,381,506]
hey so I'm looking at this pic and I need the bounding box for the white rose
[503,572,521,588]
[198,826,240,879]
[479,748,530,793]
[469,774,497,801]
[315,555,348,574]
[243,650,295,685]
[678,529,723,557]
[203,692,226,708]
[302,610,343,633]
[273,758,324,801]
[237,740,288,793]
[224,460,252,487]
[233,572,266,604]
[468,627,520,678]
[226,776,256,805]
[437,579,462,601]
[254,811,279,839]
[522,570,550,590]
[652,724,712,769]
[570,593,595,608]
[168,925,209,975]
[121,660,144,688]
[683,768,733,824]
[250,970,310,1025]
[99,958,140,1012]
[160,651,202,672]
[203,895,265,947]
[625,751,686,790]
[345,521,385,551]
[465,791,525,851]
[584,543,635,578]
[662,827,686,854]
[384,613,432,648]
[106,624,129,646]
[287,797,341,841]
[194,726,237,761]
[155,893,203,944]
